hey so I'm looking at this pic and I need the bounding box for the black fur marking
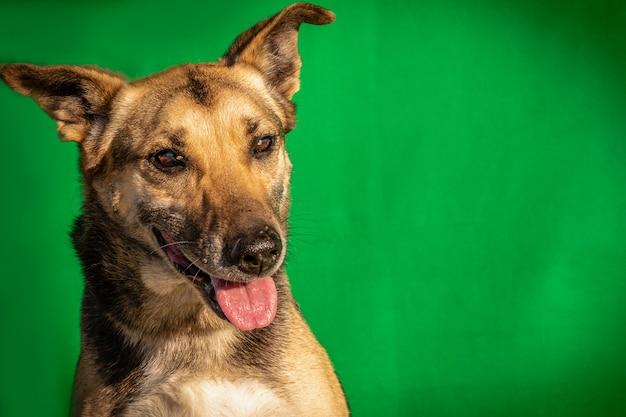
[15,66,118,123]
[72,214,145,320]
[168,128,186,149]
[110,126,137,170]
[17,66,84,98]
[136,202,187,237]
[81,293,143,387]
[201,192,212,219]
[72,216,143,389]
[85,125,135,180]
[186,67,212,105]
[246,118,260,136]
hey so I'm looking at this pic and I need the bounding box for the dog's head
[1,3,334,331]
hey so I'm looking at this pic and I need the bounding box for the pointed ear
[221,2,335,100]
[1,63,126,143]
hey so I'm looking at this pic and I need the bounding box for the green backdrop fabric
[1,1,625,416]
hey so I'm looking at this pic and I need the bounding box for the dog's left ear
[221,2,335,101]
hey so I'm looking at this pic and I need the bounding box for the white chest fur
[123,378,290,417]
[178,379,288,417]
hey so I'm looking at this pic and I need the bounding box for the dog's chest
[125,378,290,417]
[179,379,289,417]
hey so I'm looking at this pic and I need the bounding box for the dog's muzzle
[154,229,279,331]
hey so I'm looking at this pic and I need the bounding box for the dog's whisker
[182,257,209,284]
[288,237,321,249]
[191,268,202,283]
[149,240,195,256]
[183,257,202,276]
[288,232,322,238]
[160,240,194,250]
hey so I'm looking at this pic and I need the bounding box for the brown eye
[151,149,186,172]
[253,136,274,155]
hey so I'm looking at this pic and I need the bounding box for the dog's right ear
[1,64,125,143]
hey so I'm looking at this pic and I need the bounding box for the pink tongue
[210,276,277,331]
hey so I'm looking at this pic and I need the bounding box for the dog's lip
[153,229,207,281]
[153,229,226,320]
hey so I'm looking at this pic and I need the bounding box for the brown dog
[1,3,349,416]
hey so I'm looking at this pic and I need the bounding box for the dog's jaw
[154,229,278,330]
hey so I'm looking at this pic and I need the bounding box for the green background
[1,0,625,416]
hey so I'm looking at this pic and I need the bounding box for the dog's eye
[253,136,274,155]
[152,149,186,172]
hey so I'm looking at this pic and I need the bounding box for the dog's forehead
[118,64,281,143]
[130,64,269,108]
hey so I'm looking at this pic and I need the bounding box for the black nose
[226,227,282,276]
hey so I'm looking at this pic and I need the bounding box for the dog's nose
[226,227,282,276]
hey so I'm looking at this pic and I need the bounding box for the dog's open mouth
[154,229,277,331]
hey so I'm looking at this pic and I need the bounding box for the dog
[1,3,349,416]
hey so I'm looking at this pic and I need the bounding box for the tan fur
[1,3,348,416]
